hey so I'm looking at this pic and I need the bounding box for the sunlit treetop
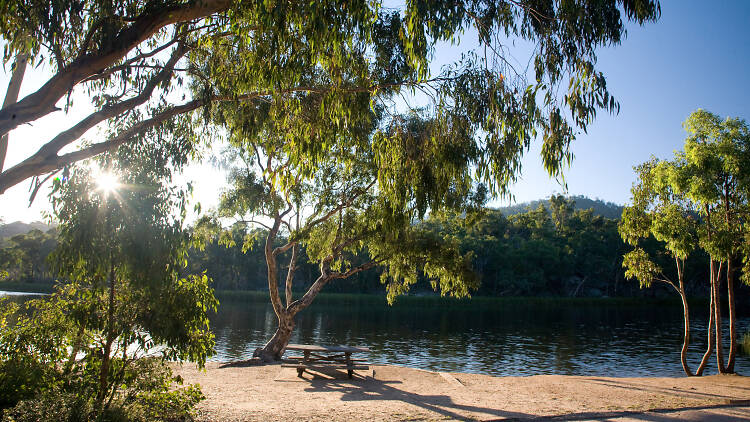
[0,0,660,201]
[620,109,750,288]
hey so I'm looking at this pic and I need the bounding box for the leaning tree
[0,0,660,202]
[202,80,482,360]
[179,0,662,361]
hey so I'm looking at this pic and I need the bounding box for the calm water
[211,294,750,377]
[4,291,748,377]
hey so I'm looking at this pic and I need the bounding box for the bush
[0,292,208,421]
[1,390,92,422]
[1,359,203,422]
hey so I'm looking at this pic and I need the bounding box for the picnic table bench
[281,344,370,379]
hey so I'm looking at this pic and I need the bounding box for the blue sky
[494,0,750,207]
[1,0,749,223]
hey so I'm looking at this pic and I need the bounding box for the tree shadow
[218,357,262,368]
[586,377,746,402]
[303,375,533,421]
[302,372,750,421]
[517,403,750,421]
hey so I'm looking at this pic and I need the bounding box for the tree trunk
[254,214,289,362]
[695,284,714,376]
[95,264,116,414]
[678,278,694,376]
[253,310,295,362]
[0,52,28,173]
[726,257,737,373]
[713,260,727,373]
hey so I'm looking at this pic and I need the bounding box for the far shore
[1,283,713,309]
[175,362,750,421]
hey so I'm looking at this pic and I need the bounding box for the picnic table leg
[346,352,353,379]
[297,350,311,378]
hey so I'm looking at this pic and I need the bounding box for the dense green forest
[0,196,717,299]
[185,195,712,298]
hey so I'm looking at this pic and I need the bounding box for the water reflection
[210,295,749,377]
[3,291,746,377]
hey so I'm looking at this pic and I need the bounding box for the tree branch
[272,240,296,257]
[0,75,442,194]
[0,0,232,137]
[0,52,29,173]
[80,36,182,84]
[264,215,285,317]
[284,243,298,308]
[237,219,273,231]
[0,98,204,195]
[40,43,188,158]
[329,259,381,280]
[288,272,329,316]
[304,179,376,229]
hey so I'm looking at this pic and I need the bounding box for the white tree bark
[0,52,28,172]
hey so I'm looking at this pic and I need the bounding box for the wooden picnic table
[281,344,370,379]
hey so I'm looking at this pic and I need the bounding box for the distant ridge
[495,195,624,219]
[0,221,54,240]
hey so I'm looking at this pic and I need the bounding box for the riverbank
[175,362,750,421]
[1,283,713,309]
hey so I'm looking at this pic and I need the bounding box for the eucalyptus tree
[0,0,660,201]
[621,110,750,376]
[674,109,750,373]
[2,146,219,418]
[619,158,705,376]
[208,83,481,360]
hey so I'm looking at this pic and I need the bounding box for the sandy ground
[174,362,750,421]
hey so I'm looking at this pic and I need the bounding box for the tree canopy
[0,0,660,200]
[0,142,217,418]
[619,109,750,376]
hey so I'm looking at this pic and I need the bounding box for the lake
[3,290,747,377]
[211,293,750,377]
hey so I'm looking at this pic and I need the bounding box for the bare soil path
[174,362,750,421]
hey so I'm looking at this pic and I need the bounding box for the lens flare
[96,170,120,194]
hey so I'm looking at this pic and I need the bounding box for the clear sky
[495,0,750,207]
[1,0,749,223]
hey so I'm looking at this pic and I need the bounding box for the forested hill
[497,195,624,219]
[0,221,54,240]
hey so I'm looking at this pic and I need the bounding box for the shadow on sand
[300,371,750,421]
